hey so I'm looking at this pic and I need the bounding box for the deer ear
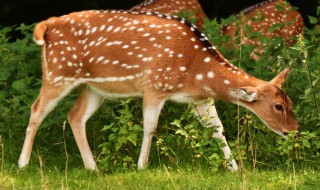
[229,87,258,102]
[270,67,291,88]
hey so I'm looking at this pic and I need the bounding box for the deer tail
[33,21,48,46]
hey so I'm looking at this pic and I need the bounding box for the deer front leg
[138,93,166,169]
[67,87,103,170]
[195,100,239,172]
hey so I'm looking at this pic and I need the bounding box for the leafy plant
[98,99,143,171]
[174,9,198,24]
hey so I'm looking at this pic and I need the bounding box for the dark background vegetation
[0,0,318,28]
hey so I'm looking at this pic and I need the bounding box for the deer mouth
[268,127,286,137]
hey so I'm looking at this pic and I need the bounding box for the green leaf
[208,153,220,160]
[267,23,284,33]
[303,139,311,148]
[305,88,311,95]
[115,142,122,151]
[275,4,284,12]
[128,134,137,146]
[130,124,142,131]
[115,136,128,150]
[12,79,27,92]
[0,67,12,81]
[308,16,318,24]
[101,124,114,131]
[170,119,181,127]
[0,92,5,102]
[175,129,187,136]
[119,127,128,135]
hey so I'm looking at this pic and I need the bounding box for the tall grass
[2,163,320,189]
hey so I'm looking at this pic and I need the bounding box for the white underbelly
[168,93,194,103]
[89,85,143,100]
[90,85,194,104]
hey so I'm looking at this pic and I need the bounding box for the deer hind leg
[195,100,239,172]
[67,86,103,170]
[19,82,77,168]
[138,93,166,169]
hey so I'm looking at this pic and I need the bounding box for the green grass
[1,163,320,190]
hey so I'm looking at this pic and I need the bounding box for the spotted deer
[131,0,206,29]
[221,0,304,60]
[18,10,299,171]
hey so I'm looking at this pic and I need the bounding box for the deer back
[34,10,243,99]
[221,0,304,54]
[131,0,207,29]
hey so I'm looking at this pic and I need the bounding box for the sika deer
[221,0,304,60]
[131,0,206,29]
[18,10,298,171]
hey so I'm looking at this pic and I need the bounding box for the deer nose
[283,130,301,138]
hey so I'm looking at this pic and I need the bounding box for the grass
[1,162,320,190]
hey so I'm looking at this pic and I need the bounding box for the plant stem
[0,136,3,173]
[304,59,320,117]
[63,121,69,190]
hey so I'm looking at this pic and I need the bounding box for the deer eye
[275,104,283,112]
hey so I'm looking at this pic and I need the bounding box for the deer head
[230,68,298,135]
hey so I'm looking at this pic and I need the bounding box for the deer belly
[87,78,143,100]
[88,83,143,100]
[168,93,194,103]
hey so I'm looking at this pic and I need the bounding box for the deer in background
[221,0,304,60]
[131,0,207,29]
[18,10,299,171]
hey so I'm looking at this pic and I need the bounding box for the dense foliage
[0,8,319,173]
